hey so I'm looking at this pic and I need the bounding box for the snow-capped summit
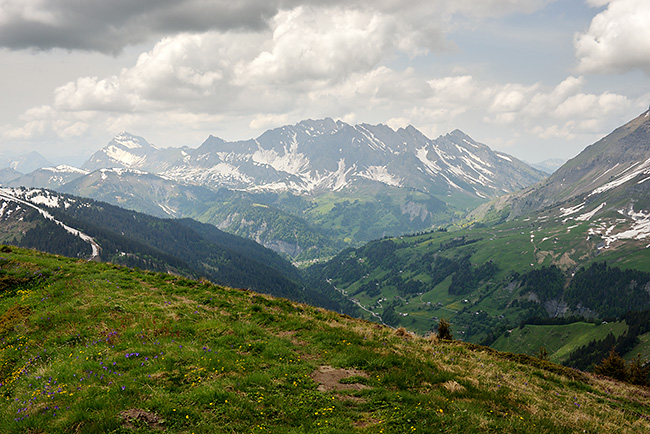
[43,165,89,174]
[82,132,182,173]
[112,132,157,150]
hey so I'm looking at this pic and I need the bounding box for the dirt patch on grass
[352,416,382,428]
[310,365,370,392]
[278,330,307,347]
[119,408,164,430]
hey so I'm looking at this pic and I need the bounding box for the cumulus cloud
[575,0,650,74]
[249,113,290,130]
[482,75,638,144]
[50,6,414,116]
[1,104,91,142]
[240,7,394,85]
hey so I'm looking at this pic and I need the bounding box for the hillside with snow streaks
[587,208,650,249]
[0,188,99,258]
[472,109,650,225]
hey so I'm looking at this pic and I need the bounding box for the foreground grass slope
[1,247,649,433]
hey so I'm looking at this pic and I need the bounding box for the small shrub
[0,304,31,336]
[537,346,549,361]
[437,318,453,341]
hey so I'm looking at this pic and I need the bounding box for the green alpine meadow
[1,246,649,433]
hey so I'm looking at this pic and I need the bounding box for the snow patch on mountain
[358,165,402,187]
[560,203,586,218]
[415,146,441,175]
[252,147,310,175]
[576,202,606,221]
[356,125,390,153]
[104,145,147,168]
[43,165,89,175]
[99,168,149,177]
[164,163,254,186]
[332,159,352,192]
[588,206,650,248]
[591,163,621,185]
[590,158,650,196]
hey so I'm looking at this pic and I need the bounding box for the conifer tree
[628,354,650,386]
[594,348,628,382]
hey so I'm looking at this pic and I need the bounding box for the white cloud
[485,76,633,128]
[240,7,394,85]
[552,92,629,120]
[1,104,91,142]
[575,0,650,74]
[387,117,411,130]
[249,113,290,130]
[54,76,134,112]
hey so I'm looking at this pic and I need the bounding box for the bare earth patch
[119,408,164,430]
[310,365,370,392]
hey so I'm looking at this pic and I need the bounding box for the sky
[1,0,650,167]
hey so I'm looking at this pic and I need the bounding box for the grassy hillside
[1,247,649,433]
[491,322,629,364]
[306,212,650,345]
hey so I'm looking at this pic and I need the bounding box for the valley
[3,111,650,375]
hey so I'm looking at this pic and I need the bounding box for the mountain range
[82,121,543,200]
[0,120,546,259]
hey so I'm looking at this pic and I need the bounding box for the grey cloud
[0,0,280,53]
